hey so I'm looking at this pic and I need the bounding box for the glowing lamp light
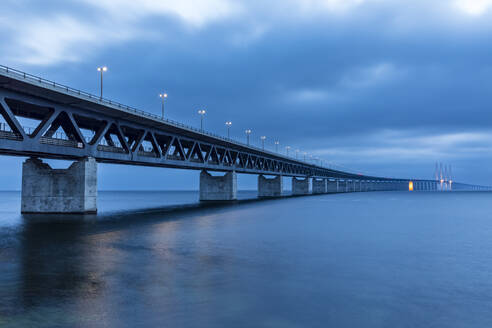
[409,181,414,191]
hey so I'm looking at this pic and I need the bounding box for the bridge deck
[0,65,428,182]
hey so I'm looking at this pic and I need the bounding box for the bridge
[0,65,487,214]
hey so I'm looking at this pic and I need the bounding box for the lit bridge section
[0,66,466,214]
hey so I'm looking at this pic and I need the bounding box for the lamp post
[260,136,266,150]
[275,140,279,152]
[198,109,206,131]
[225,121,232,138]
[303,152,307,161]
[245,129,252,145]
[295,149,299,159]
[97,66,107,99]
[286,146,291,156]
[159,93,168,118]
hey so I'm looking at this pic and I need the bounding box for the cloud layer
[1,0,492,188]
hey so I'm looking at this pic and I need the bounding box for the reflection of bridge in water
[0,65,488,214]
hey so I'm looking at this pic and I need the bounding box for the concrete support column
[312,178,328,194]
[292,177,310,195]
[258,175,283,198]
[200,170,237,201]
[21,157,97,214]
[327,179,338,193]
[347,180,353,192]
[338,180,347,192]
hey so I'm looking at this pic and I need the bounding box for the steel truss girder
[0,88,416,181]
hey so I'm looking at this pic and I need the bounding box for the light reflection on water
[1,191,492,327]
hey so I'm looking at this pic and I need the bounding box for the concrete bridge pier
[312,178,328,194]
[21,157,97,214]
[359,180,365,192]
[200,170,237,201]
[337,180,346,192]
[327,179,338,193]
[292,177,310,195]
[347,180,354,192]
[352,180,358,192]
[258,175,283,198]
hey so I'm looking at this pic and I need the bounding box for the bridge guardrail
[0,64,386,178]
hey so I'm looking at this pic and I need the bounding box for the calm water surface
[1,191,492,327]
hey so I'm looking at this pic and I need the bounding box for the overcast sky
[1,0,492,190]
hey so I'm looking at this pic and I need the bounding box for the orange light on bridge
[409,181,414,191]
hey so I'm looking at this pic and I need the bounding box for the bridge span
[0,66,479,214]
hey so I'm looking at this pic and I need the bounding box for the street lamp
[159,93,168,118]
[295,149,299,159]
[274,140,279,152]
[261,136,266,150]
[303,152,307,161]
[97,66,107,99]
[198,109,206,131]
[286,146,291,156]
[245,129,252,145]
[225,121,232,138]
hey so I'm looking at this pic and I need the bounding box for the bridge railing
[0,65,378,176]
